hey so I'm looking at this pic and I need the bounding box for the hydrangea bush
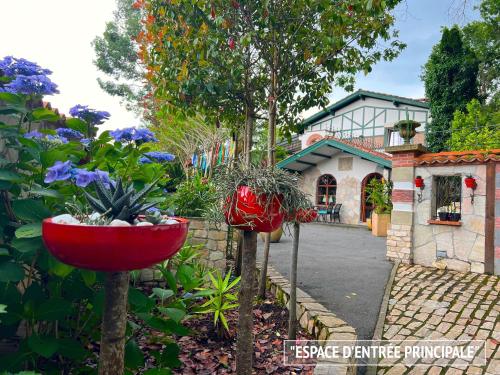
[0,56,185,373]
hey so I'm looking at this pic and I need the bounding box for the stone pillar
[385,144,427,264]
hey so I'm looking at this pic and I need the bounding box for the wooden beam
[296,160,316,166]
[311,152,331,159]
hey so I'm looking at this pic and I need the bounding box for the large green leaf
[128,287,154,313]
[152,288,174,301]
[31,108,59,121]
[11,237,43,254]
[0,261,25,282]
[28,187,64,199]
[0,92,23,105]
[0,169,23,182]
[80,270,96,287]
[125,339,145,369]
[36,299,72,321]
[158,343,181,368]
[27,335,59,358]
[65,118,88,134]
[12,199,51,222]
[57,338,87,360]
[15,223,42,238]
[159,307,185,323]
[48,256,74,278]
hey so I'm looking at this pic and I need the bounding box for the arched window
[316,174,337,205]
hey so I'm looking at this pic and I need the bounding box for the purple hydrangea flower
[80,138,91,147]
[46,134,68,144]
[110,127,157,144]
[143,151,175,162]
[146,207,161,214]
[73,169,96,187]
[0,56,52,77]
[56,127,83,139]
[69,104,111,125]
[139,156,152,164]
[24,130,44,139]
[94,170,112,188]
[44,161,73,183]
[1,75,59,95]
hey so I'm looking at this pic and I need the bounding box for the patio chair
[331,203,342,223]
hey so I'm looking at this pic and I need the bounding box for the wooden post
[288,222,300,340]
[98,271,130,375]
[257,234,271,299]
[236,230,257,375]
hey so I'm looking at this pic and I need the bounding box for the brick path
[378,264,499,375]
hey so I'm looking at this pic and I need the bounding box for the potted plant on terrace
[42,126,189,374]
[365,178,393,237]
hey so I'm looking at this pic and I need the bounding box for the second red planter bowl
[224,186,284,232]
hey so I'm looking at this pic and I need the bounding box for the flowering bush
[0,57,184,373]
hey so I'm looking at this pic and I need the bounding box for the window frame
[316,174,337,206]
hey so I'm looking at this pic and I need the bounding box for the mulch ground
[172,293,316,374]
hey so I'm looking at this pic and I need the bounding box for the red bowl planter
[464,177,476,189]
[286,208,318,223]
[224,186,284,232]
[414,176,424,188]
[42,217,190,272]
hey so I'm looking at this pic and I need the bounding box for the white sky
[0,0,139,131]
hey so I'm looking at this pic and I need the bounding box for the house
[278,90,431,225]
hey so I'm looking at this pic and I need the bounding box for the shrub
[169,173,215,217]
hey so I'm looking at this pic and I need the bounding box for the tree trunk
[288,222,300,340]
[236,230,258,375]
[98,272,130,375]
[257,41,278,299]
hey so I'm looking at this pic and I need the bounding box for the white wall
[300,153,390,224]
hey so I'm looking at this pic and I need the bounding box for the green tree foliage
[462,0,500,102]
[448,99,500,151]
[92,0,145,111]
[422,26,479,152]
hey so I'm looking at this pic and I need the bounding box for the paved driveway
[257,223,392,341]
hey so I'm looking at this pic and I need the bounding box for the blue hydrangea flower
[46,134,68,144]
[139,156,152,164]
[1,74,59,95]
[110,127,157,144]
[146,207,161,214]
[44,161,73,183]
[56,128,83,139]
[73,169,96,187]
[143,151,175,163]
[69,104,111,125]
[24,130,44,139]
[0,56,52,77]
[80,138,91,147]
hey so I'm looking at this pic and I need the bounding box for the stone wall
[188,217,236,271]
[413,164,488,273]
[386,224,412,264]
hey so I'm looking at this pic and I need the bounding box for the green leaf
[36,299,72,321]
[0,248,9,256]
[158,342,181,368]
[0,261,25,282]
[65,118,88,134]
[128,287,154,313]
[0,169,23,182]
[31,108,59,121]
[28,187,64,199]
[125,339,145,369]
[12,199,51,222]
[0,92,23,105]
[81,270,96,287]
[27,335,59,358]
[161,307,185,323]
[48,256,74,278]
[152,288,174,301]
[15,223,42,238]
[57,338,87,360]
[11,237,43,254]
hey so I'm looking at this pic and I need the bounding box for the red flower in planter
[415,176,424,188]
[42,218,189,272]
[224,186,284,232]
[285,208,318,223]
[464,176,476,189]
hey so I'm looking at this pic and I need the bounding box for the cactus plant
[83,177,162,224]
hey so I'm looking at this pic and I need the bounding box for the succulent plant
[144,208,163,224]
[83,177,162,224]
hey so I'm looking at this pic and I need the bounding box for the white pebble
[109,219,132,226]
[163,219,179,225]
[88,212,101,221]
[52,214,80,225]
[136,221,154,226]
